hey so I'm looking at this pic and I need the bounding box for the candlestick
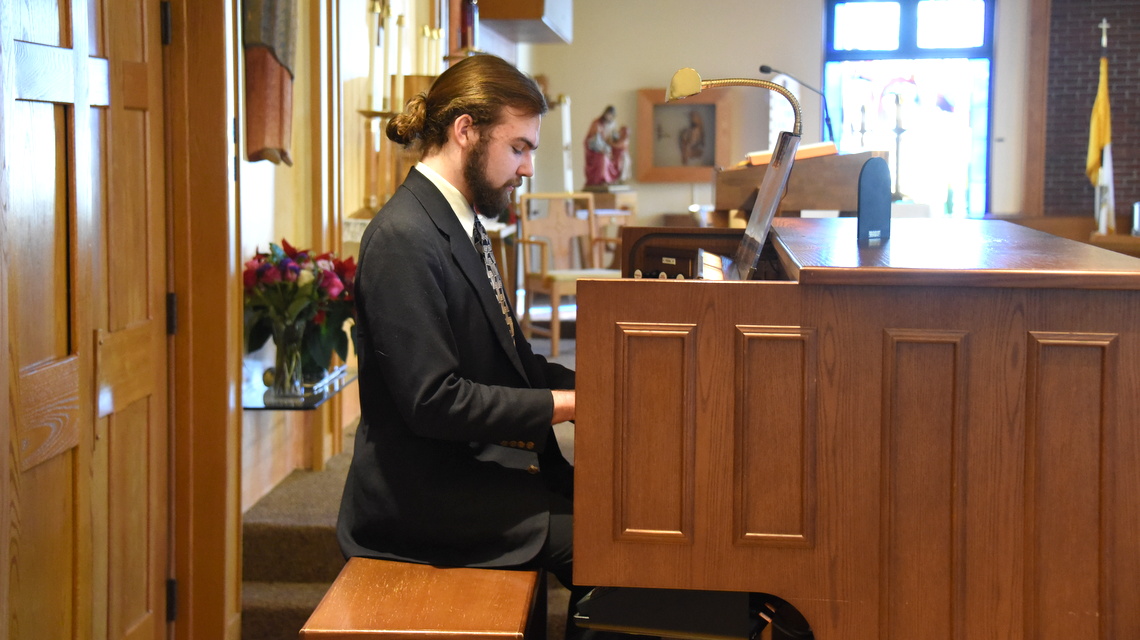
[418,25,429,76]
[381,6,394,111]
[394,15,406,111]
[371,6,388,111]
[432,28,442,75]
[367,7,380,111]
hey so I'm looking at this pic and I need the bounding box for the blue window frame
[824,0,995,216]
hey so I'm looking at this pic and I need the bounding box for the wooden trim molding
[1,0,14,631]
[310,0,348,468]
[1022,0,1051,216]
[165,0,244,637]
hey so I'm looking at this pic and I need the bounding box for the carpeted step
[243,521,346,583]
[243,448,351,583]
[241,581,330,640]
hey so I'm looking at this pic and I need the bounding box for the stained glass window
[825,0,993,216]
[917,0,985,49]
[834,2,901,51]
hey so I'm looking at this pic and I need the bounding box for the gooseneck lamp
[667,68,803,280]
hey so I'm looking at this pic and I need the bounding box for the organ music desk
[574,218,1140,639]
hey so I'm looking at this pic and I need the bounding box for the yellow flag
[1086,56,1112,185]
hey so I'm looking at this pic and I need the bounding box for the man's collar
[415,162,476,242]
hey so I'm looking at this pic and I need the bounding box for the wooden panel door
[95,0,169,638]
[1,0,168,637]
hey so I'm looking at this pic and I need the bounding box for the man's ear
[451,114,478,150]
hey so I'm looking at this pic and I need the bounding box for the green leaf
[334,330,349,361]
[284,297,314,323]
[268,243,287,263]
[244,310,273,354]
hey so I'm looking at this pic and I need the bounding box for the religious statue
[584,105,630,187]
[678,109,707,166]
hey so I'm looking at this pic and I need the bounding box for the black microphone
[760,65,835,143]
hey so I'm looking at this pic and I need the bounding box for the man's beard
[463,135,517,217]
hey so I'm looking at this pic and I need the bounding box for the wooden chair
[517,192,620,357]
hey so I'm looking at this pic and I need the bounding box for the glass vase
[270,318,307,397]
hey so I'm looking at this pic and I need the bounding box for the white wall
[521,0,1030,219]
[990,0,1029,215]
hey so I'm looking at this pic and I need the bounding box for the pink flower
[320,269,344,299]
[257,263,281,285]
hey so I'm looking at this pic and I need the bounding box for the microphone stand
[760,65,834,143]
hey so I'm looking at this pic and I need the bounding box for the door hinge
[166,292,177,335]
[166,578,178,622]
[160,2,172,46]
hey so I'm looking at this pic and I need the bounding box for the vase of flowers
[243,239,356,397]
[270,316,307,396]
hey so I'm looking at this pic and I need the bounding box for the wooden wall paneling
[165,0,243,636]
[241,415,309,513]
[733,325,815,547]
[577,280,827,589]
[1024,287,1140,638]
[612,322,696,542]
[881,328,968,638]
[1091,295,1140,638]
[1024,330,1112,638]
[797,284,882,635]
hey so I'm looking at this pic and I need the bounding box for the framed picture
[635,87,731,183]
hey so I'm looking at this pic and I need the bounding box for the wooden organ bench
[299,557,545,639]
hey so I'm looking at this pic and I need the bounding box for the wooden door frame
[307,0,348,466]
[164,0,347,636]
[1021,0,1050,216]
[164,0,244,637]
[0,0,12,632]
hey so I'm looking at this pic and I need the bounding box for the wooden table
[591,190,638,217]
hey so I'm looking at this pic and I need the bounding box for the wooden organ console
[571,157,1140,639]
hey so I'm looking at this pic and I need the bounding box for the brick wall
[1044,0,1139,218]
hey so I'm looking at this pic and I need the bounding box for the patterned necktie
[472,215,515,338]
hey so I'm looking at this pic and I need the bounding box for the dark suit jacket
[337,167,576,568]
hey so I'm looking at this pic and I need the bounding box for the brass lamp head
[664,66,803,136]
[667,68,703,101]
